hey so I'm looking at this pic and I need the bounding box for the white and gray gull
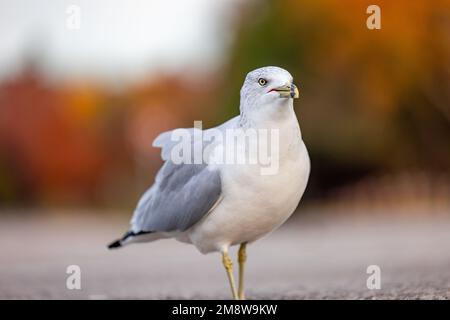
[108,66,310,300]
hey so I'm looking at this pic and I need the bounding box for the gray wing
[131,161,221,232]
[131,125,222,233]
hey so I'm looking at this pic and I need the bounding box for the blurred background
[0,0,449,211]
[0,0,449,299]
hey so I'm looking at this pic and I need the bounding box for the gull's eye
[258,78,267,86]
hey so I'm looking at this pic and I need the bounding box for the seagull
[108,66,310,300]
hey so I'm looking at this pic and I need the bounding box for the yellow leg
[238,243,247,300]
[222,250,238,300]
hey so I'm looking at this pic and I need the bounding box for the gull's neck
[238,99,299,131]
[237,99,303,158]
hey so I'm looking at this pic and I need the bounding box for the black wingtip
[107,239,122,249]
[107,230,152,250]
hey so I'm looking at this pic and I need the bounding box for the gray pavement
[0,209,449,299]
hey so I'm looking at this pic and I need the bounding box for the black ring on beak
[290,84,297,98]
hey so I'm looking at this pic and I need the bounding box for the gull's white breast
[186,118,310,254]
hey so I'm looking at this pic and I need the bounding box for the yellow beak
[273,83,299,99]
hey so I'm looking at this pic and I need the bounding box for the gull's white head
[240,66,299,118]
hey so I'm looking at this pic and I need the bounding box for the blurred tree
[218,0,450,197]
[0,0,449,208]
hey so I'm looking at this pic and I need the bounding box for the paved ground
[0,208,449,299]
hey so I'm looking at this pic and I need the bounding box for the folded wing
[131,129,222,233]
